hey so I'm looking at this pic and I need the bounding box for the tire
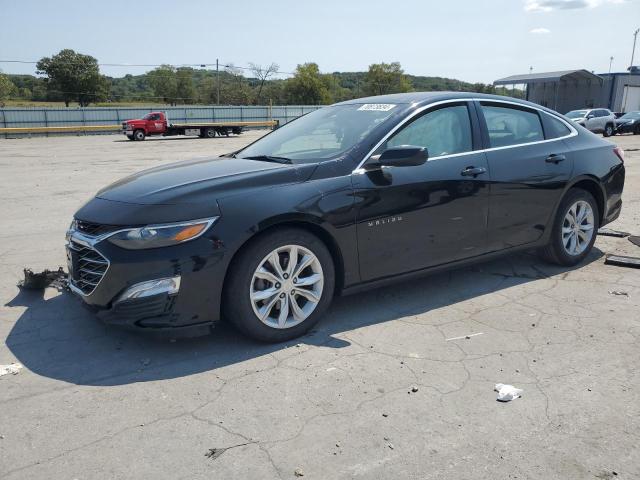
[223,228,335,342]
[539,188,599,266]
[133,129,145,141]
[204,127,216,138]
[634,125,640,135]
[603,123,614,137]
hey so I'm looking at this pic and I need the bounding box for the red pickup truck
[122,112,277,141]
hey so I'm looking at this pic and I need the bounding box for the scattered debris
[205,441,257,461]
[494,383,523,402]
[387,443,395,450]
[411,386,419,393]
[629,236,640,247]
[294,467,305,477]
[205,447,227,460]
[605,254,640,269]
[445,332,484,342]
[18,267,67,290]
[598,228,630,238]
[382,413,388,417]
[0,363,23,377]
[608,290,629,297]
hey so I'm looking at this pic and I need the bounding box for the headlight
[106,217,218,250]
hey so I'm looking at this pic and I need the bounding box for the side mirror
[367,146,428,170]
[586,114,595,119]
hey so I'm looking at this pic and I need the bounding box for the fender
[540,174,606,245]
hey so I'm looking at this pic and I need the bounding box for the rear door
[354,101,490,281]
[477,101,574,251]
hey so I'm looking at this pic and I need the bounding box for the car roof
[332,91,557,112]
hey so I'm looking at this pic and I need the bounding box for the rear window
[543,114,572,139]
[481,104,544,148]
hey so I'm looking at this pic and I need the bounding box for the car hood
[96,157,317,205]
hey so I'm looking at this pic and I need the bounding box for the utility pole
[630,28,639,70]
[529,66,533,74]
[622,28,639,112]
[216,58,220,105]
[608,56,614,75]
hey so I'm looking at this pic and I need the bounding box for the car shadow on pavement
[4,249,603,386]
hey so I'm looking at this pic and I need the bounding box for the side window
[481,104,544,148]
[150,114,160,121]
[385,105,473,158]
[542,113,572,139]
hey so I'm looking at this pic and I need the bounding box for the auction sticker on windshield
[357,104,396,112]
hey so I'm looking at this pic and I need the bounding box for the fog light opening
[116,276,181,303]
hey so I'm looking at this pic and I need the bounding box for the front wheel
[133,129,146,141]
[603,123,614,137]
[539,189,599,266]
[223,228,335,342]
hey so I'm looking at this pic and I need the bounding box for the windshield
[565,110,588,119]
[620,111,640,120]
[238,104,398,163]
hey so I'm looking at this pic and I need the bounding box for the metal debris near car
[598,227,630,238]
[604,254,640,269]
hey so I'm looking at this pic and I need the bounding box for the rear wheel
[204,127,216,138]
[223,228,335,342]
[539,189,599,266]
[603,123,614,137]
[133,129,145,141]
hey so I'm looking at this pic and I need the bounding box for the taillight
[613,147,625,164]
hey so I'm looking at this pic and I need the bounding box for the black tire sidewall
[223,228,335,342]
[548,189,599,266]
[603,124,613,137]
[205,128,216,138]
[134,130,145,141]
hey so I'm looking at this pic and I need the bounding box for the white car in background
[565,108,616,137]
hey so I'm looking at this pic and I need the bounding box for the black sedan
[615,111,640,135]
[67,92,626,341]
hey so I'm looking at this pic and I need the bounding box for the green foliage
[364,62,412,96]
[284,63,331,105]
[147,65,178,105]
[6,54,520,106]
[0,72,17,104]
[35,49,108,106]
[176,67,195,104]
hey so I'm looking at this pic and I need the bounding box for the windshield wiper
[241,155,292,164]
[220,152,237,158]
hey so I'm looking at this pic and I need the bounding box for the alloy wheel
[562,200,595,256]
[250,244,324,329]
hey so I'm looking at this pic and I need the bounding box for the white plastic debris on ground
[494,383,523,402]
[0,363,23,377]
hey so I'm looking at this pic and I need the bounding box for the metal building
[494,68,640,114]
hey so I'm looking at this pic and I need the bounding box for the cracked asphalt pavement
[1,132,639,479]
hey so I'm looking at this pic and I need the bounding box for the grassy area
[2,100,172,108]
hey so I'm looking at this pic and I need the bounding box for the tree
[250,62,279,104]
[364,62,412,96]
[221,64,253,105]
[284,63,331,105]
[175,67,195,104]
[0,71,16,105]
[148,65,178,104]
[36,49,108,106]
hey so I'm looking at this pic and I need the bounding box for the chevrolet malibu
[66,92,625,342]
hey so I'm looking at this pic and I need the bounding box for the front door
[353,102,490,282]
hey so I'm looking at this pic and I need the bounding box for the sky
[0,0,639,84]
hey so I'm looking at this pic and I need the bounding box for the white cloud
[524,0,627,11]
[530,27,552,33]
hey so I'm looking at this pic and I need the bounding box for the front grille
[67,240,109,295]
[76,220,121,237]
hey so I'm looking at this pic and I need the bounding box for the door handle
[460,166,487,177]
[545,154,566,164]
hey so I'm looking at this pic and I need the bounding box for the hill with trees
[1,49,519,107]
